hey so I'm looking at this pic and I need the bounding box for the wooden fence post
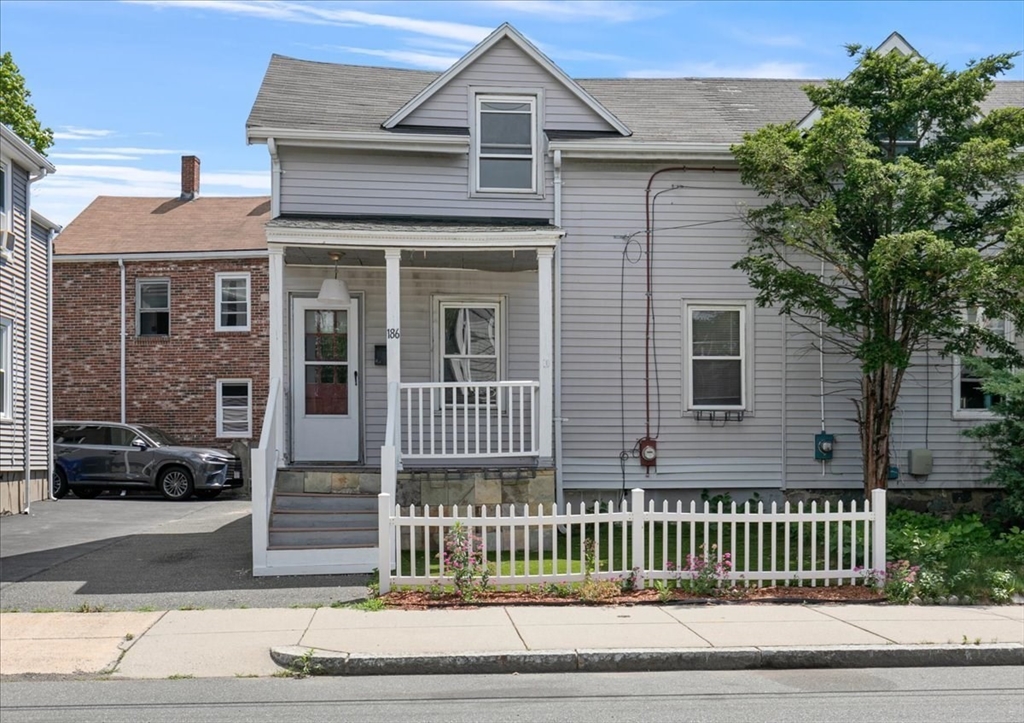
[631,488,645,589]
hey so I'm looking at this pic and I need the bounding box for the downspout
[119,258,126,423]
[46,226,56,501]
[23,168,49,513]
[267,138,281,218]
[552,150,564,512]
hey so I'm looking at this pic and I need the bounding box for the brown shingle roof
[54,196,271,255]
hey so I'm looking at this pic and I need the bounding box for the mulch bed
[382,585,886,609]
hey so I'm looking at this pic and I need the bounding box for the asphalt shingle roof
[247,54,1024,144]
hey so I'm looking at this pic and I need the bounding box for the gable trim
[381,23,631,137]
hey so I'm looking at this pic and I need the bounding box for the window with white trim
[955,307,1016,415]
[685,304,747,410]
[137,279,170,336]
[0,319,11,419]
[438,300,503,404]
[0,160,12,261]
[215,272,250,331]
[475,95,536,193]
[217,379,252,437]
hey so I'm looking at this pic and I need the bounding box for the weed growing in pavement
[135,605,157,613]
[177,605,205,611]
[31,608,60,613]
[124,633,134,641]
[289,648,322,678]
[75,602,105,613]
[345,598,386,612]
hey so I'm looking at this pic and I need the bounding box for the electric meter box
[907,449,933,476]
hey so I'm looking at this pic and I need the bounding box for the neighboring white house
[0,124,58,515]
[242,25,1024,574]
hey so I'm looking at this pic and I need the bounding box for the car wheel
[52,468,69,499]
[194,489,223,500]
[159,466,194,501]
[72,487,103,499]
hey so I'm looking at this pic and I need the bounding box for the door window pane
[305,310,348,362]
[305,365,348,415]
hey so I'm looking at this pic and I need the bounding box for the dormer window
[475,95,536,193]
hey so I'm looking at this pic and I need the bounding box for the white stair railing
[251,377,280,575]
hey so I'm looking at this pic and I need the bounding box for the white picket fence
[377,488,887,594]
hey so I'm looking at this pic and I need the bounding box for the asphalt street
[0,496,368,611]
[2,667,1022,723]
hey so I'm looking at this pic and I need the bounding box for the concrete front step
[273,492,377,512]
[269,510,377,529]
[268,527,378,548]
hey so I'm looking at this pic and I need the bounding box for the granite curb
[269,643,1024,676]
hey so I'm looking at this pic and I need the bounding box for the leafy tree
[963,363,1024,525]
[0,51,54,155]
[732,44,1024,493]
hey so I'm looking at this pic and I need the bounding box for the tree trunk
[860,371,894,493]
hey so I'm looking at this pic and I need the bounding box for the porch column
[537,247,554,460]
[268,247,285,466]
[385,249,402,388]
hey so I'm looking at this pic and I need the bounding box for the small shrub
[864,560,920,604]
[619,567,640,592]
[679,544,732,596]
[442,522,490,602]
[576,578,619,603]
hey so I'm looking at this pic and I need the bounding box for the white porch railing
[250,377,281,576]
[399,381,540,459]
[378,488,887,594]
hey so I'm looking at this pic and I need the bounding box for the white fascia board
[265,226,563,249]
[382,23,631,137]
[0,125,56,174]
[549,141,736,162]
[246,127,470,154]
[54,250,269,263]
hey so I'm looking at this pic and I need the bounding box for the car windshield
[137,425,178,446]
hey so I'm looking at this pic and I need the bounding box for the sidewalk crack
[810,607,898,644]
[504,607,529,651]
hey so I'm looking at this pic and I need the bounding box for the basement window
[137,279,170,336]
[475,96,536,193]
[217,379,252,437]
[685,304,748,411]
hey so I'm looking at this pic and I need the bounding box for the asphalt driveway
[0,494,368,612]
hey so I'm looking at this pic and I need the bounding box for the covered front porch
[251,218,562,576]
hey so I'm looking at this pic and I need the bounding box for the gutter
[547,141,736,163]
[248,128,470,154]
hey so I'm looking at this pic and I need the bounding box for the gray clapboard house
[1,124,58,515]
[245,25,1023,575]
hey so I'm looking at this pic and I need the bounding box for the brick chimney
[180,155,200,200]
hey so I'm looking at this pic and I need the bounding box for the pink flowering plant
[859,559,920,603]
[679,544,733,596]
[442,522,490,602]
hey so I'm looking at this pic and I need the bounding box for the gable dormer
[383,25,628,197]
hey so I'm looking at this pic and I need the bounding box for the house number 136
[387,328,401,339]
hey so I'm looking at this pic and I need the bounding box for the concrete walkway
[1,604,1021,678]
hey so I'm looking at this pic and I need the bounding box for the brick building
[52,157,270,450]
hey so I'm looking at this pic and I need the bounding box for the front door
[291,297,360,462]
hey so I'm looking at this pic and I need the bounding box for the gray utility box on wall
[907,448,934,476]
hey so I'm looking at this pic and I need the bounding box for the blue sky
[2,0,1022,225]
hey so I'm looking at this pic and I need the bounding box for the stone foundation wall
[397,467,555,510]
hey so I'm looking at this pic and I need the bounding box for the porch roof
[265,215,563,249]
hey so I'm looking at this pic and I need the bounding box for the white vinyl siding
[475,96,536,194]
[137,279,170,336]
[216,272,251,332]
[0,319,10,419]
[217,379,252,437]
[684,304,748,411]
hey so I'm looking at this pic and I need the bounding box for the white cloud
[52,126,116,140]
[404,38,476,54]
[485,1,649,22]
[548,48,629,63]
[131,1,492,43]
[626,61,812,79]
[50,153,143,161]
[34,164,269,225]
[324,46,458,70]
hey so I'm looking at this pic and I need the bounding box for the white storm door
[291,298,360,462]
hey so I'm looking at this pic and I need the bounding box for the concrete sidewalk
[1,603,1021,678]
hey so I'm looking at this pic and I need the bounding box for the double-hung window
[955,307,1015,416]
[475,95,536,193]
[217,379,252,437]
[216,272,250,332]
[685,304,747,410]
[439,300,502,404]
[0,319,11,419]
[137,279,170,336]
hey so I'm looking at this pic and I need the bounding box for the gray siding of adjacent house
[400,37,617,132]
[1,163,48,473]
[557,161,1009,492]
[281,264,540,465]
[279,146,554,221]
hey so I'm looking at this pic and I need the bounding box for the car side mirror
[131,438,148,450]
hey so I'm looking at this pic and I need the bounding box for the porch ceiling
[284,246,538,272]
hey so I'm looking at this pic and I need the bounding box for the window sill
[953,410,997,421]
[470,189,544,200]
[215,328,251,334]
[217,433,251,439]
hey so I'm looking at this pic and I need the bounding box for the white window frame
[434,296,506,404]
[136,278,171,337]
[216,378,252,438]
[215,272,251,332]
[473,94,538,195]
[952,307,1016,419]
[683,302,753,412]
[0,158,12,262]
[0,318,11,421]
